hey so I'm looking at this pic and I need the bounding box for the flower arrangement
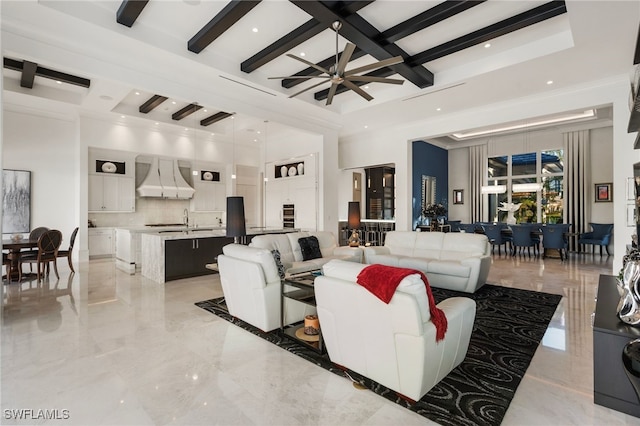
[422,203,447,218]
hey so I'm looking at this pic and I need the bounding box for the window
[487,149,564,223]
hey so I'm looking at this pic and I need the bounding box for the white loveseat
[362,231,491,293]
[217,244,316,332]
[249,231,362,275]
[315,259,476,401]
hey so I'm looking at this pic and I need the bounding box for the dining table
[2,237,38,282]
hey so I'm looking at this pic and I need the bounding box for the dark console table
[593,274,640,417]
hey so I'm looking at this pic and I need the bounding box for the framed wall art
[453,189,464,205]
[595,183,613,202]
[2,169,31,233]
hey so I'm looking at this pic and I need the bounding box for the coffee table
[280,272,324,353]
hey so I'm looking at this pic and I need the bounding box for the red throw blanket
[356,264,448,342]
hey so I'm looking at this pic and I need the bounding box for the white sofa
[249,231,362,275]
[217,243,316,332]
[362,231,491,293]
[315,259,476,401]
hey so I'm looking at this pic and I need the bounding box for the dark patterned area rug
[195,284,561,426]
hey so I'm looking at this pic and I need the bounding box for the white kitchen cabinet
[89,175,135,212]
[190,181,226,212]
[88,228,115,258]
[264,174,317,230]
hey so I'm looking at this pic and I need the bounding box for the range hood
[137,157,195,199]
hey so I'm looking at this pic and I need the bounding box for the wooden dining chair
[18,230,62,282]
[56,227,78,273]
[24,226,50,271]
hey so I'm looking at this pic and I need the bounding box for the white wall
[590,127,615,224]
[447,147,470,222]
[3,108,80,253]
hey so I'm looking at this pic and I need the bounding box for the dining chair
[56,227,78,273]
[541,224,571,260]
[24,226,50,271]
[482,224,508,255]
[578,223,613,256]
[510,224,538,257]
[18,229,62,282]
[2,253,11,282]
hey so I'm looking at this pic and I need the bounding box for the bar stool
[364,222,379,246]
[378,222,394,245]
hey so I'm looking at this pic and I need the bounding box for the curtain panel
[469,144,488,223]
[564,130,590,250]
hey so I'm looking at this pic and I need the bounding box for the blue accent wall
[412,141,448,229]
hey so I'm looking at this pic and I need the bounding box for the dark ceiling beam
[139,94,168,113]
[200,111,233,126]
[116,0,149,28]
[242,20,326,73]
[241,1,372,73]
[409,1,567,65]
[291,0,434,88]
[379,0,485,44]
[283,0,482,89]
[20,61,37,89]
[188,0,261,54]
[171,103,203,121]
[3,57,91,88]
[314,0,567,101]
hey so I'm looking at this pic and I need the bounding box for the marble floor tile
[1,251,639,425]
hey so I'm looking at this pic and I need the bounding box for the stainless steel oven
[283,204,295,228]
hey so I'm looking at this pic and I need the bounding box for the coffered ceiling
[1,1,639,140]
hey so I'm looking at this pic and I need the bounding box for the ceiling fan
[270,21,405,106]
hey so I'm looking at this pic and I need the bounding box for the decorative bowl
[288,166,297,176]
[202,171,214,181]
[101,162,117,173]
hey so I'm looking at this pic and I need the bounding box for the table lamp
[226,196,246,244]
[348,201,361,247]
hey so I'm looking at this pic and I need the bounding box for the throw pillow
[271,249,285,279]
[299,236,322,261]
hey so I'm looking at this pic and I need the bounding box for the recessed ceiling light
[185,127,189,131]
[364,85,369,89]
[436,107,441,111]
[155,122,159,125]
[300,52,306,57]
[120,115,125,119]
[364,125,368,129]
[203,109,207,113]
[171,101,176,104]
[252,27,258,33]
[231,116,235,119]
[484,43,491,48]
[56,81,62,84]
[135,91,140,95]
[253,139,257,142]
[546,80,554,85]
[257,130,261,134]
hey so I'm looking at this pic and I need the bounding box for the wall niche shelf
[275,161,304,178]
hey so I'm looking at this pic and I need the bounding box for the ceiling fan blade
[285,54,330,75]
[342,80,373,102]
[336,43,356,75]
[326,83,339,106]
[344,56,404,77]
[288,80,329,99]
[347,76,404,85]
[268,75,331,80]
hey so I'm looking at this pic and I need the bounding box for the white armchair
[217,243,315,332]
[315,259,476,401]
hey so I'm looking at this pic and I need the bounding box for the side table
[280,273,324,353]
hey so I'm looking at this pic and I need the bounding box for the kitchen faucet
[183,208,189,227]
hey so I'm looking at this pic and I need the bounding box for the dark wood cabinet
[593,274,640,417]
[164,236,233,281]
[365,166,394,220]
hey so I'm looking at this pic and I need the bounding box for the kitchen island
[141,227,297,283]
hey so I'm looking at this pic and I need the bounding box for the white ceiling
[1,0,639,143]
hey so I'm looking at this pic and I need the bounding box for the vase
[617,251,640,325]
